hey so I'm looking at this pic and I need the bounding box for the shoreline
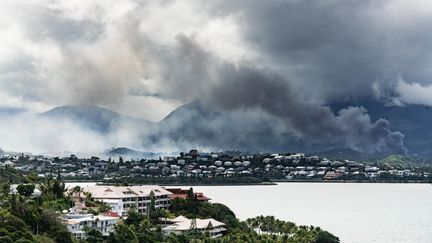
[63,179,431,186]
[271,179,432,184]
[63,180,277,186]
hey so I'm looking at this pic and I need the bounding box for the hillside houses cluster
[2,150,430,182]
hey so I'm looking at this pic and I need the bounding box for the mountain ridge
[42,105,154,133]
[39,100,432,157]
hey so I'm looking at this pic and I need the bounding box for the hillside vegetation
[378,155,432,169]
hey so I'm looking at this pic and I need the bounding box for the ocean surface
[66,182,432,243]
[187,183,432,243]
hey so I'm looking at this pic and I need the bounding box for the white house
[98,199,124,216]
[0,161,15,167]
[64,214,119,240]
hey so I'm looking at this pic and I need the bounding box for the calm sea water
[186,183,432,243]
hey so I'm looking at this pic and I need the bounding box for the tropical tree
[135,219,163,242]
[85,226,104,243]
[124,210,145,227]
[16,184,35,197]
[108,224,138,243]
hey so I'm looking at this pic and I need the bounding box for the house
[163,156,176,162]
[167,188,211,202]
[242,161,251,167]
[99,199,124,216]
[63,213,119,239]
[323,171,342,180]
[163,216,226,238]
[0,161,15,167]
[233,161,242,167]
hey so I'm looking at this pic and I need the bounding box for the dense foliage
[0,167,24,184]
[0,173,74,243]
[170,189,240,230]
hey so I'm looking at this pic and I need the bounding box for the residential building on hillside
[163,216,226,238]
[100,199,124,216]
[10,184,42,197]
[167,188,211,202]
[79,185,172,216]
[63,213,119,240]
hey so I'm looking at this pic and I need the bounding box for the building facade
[80,185,172,216]
[163,216,226,238]
[64,214,119,240]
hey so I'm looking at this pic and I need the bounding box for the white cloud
[0,0,252,120]
[395,79,432,106]
[113,96,182,122]
[0,114,107,155]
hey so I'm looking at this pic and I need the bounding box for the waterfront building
[79,185,172,216]
[167,188,211,202]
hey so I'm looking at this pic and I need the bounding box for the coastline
[63,180,277,186]
[271,179,432,184]
[63,179,431,186]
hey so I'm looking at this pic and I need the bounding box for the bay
[187,183,432,243]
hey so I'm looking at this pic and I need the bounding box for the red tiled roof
[104,211,121,218]
[169,192,211,202]
[167,188,211,201]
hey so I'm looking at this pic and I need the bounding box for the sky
[1,0,432,154]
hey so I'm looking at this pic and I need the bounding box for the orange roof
[169,193,210,201]
[104,211,121,218]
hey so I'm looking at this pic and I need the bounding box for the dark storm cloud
[156,35,407,154]
[208,0,432,102]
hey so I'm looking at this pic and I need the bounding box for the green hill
[378,155,432,168]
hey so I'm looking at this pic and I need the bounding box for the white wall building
[64,214,119,240]
[99,199,124,216]
[80,185,172,216]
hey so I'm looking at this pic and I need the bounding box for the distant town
[2,149,431,184]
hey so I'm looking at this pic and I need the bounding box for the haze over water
[188,183,432,243]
